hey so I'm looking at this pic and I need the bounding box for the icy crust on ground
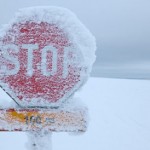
[0,6,96,71]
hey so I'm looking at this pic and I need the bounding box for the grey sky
[0,0,150,78]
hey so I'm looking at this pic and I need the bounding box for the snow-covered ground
[0,77,150,150]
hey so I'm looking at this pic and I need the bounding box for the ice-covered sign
[0,7,96,107]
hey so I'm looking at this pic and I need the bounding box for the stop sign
[0,7,96,107]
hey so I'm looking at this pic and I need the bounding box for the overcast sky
[0,0,150,78]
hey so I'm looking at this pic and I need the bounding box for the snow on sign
[0,7,96,107]
[0,107,87,132]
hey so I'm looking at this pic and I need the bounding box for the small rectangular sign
[0,107,87,132]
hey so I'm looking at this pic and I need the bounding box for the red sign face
[0,21,87,107]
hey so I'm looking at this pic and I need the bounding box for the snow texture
[1,77,150,150]
[0,6,96,72]
[0,103,88,132]
[26,131,52,150]
[0,6,96,107]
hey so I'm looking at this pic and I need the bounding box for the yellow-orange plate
[0,107,88,132]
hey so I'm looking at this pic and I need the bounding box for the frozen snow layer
[0,6,96,107]
[0,77,150,150]
[26,132,52,150]
[0,6,96,71]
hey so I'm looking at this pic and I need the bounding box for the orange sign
[0,108,87,132]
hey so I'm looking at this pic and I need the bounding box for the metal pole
[26,131,52,150]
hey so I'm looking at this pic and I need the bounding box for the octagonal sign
[0,7,96,107]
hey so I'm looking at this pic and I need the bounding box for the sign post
[0,6,96,150]
[26,131,52,150]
